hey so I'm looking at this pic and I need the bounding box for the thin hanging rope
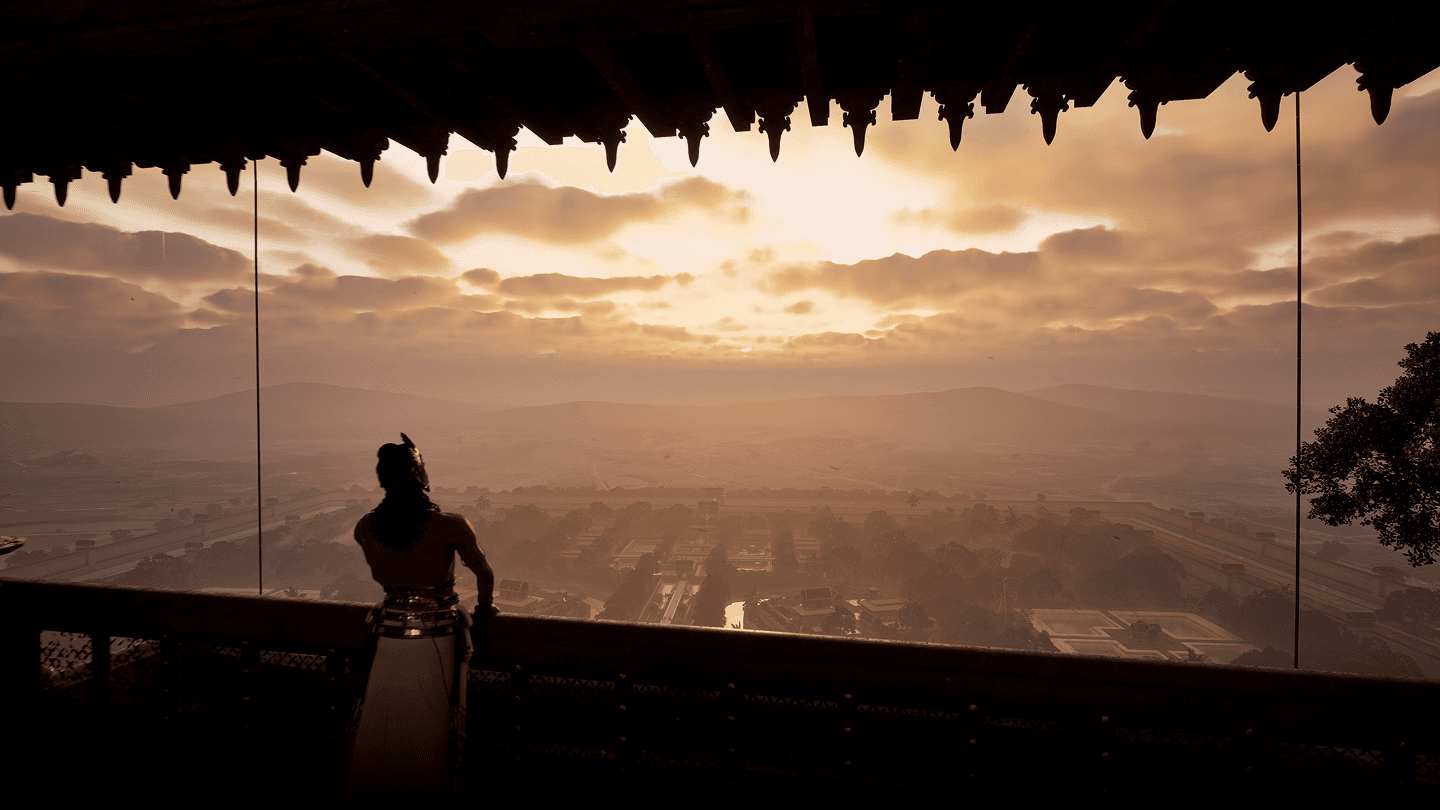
[255,159,264,596]
[1294,92,1303,670]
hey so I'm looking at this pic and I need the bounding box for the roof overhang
[3,0,1437,207]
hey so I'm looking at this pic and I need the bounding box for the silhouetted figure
[345,433,495,802]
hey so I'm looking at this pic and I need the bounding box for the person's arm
[453,516,496,614]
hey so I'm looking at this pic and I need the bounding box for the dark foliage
[597,552,660,621]
[1285,332,1440,566]
[1223,589,1422,678]
[690,570,731,627]
[1381,586,1440,627]
[819,606,858,635]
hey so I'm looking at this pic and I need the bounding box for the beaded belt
[377,589,460,639]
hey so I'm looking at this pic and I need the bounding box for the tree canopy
[1285,332,1439,566]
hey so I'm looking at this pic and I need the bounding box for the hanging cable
[1294,92,1303,670]
[255,158,264,596]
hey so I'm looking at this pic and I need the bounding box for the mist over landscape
[3,60,1437,684]
[9,6,1440,805]
[6,376,1438,681]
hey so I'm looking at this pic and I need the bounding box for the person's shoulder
[433,511,475,531]
[353,512,374,536]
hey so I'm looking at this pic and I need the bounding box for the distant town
[9,483,1439,680]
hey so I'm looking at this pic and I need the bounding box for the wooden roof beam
[431,35,568,146]
[892,3,940,121]
[1068,0,1178,109]
[84,77,261,195]
[982,0,1057,115]
[263,75,409,186]
[270,74,413,154]
[792,4,827,126]
[686,15,755,132]
[161,78,343,190]
[339,53,517,181]
[86,80,245,153]
[438,57,567,145]
[1121,8,1281,138]
[173,85,341,161]
[575,31,678,138]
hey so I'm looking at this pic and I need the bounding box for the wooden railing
[3,579,1437,802]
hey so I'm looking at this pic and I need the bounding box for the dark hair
[369,434,439,551]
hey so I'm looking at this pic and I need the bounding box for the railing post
[1091,714,1114,794]
[962,703,983,787]
[325,648,349,794]
[159,634,179,721]
[614,672,632,779]
[325,648,346,741]
[240,641,259,729]
[838,691,857,796]
[510,663,528,767]
[0,621,38,704]
[723,682,742,791]
[90,631,110,705]
[1386,740,1414,797]
[1235,727,1259,789]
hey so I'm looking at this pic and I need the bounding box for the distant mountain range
[1024,384,1325,434]
[0,381,1308,460]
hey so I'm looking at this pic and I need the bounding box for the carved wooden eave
[2,0,1437,207]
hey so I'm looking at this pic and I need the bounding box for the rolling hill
[2,382,1293,460]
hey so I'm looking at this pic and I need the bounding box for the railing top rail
[6,578,1438,743]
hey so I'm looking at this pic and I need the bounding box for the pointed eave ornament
[162,162,190,199]
[48,166,82,206]
[600,129,625,173]
[1029,91,1069,145]
[1356,72,1394,124]
[576,114,632,173]
[100,161,132,203]
[933,88,977,151]
[1127,88,1163,139]
[837,91,884,157]
[675,104,716,167]
[753,98,799,162]
[220,156,248,196]
[1246,76,1285,132]
[2,169,33,210]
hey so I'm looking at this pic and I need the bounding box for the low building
[1029,608,1258,663]
[857,598,905,628]
[495,579,544,613]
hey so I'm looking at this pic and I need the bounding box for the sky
[0,66,1436,410]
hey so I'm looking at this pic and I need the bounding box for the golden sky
[1,67,1436,409]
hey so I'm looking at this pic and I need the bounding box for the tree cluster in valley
[106,504,382,600]
[1211,588,1424,678]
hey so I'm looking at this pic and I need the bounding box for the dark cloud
[763,226,1433,333]
[202,267,497,316]
[503,298,618,317]
[0,270,184,349]
[1310,266,1440,306]
[462,268,501,288]
[870,79,1439,258]
[784,300,815,314]
[496,272,690,298]
[765,248,1042,306]
[1304,233,1440,286]
[786,332,870,351]
[348,234,452,274]
[1194,233,1440,303]
[408,177,750,245]
[0,213,250,281]
[892,203,1028,234]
